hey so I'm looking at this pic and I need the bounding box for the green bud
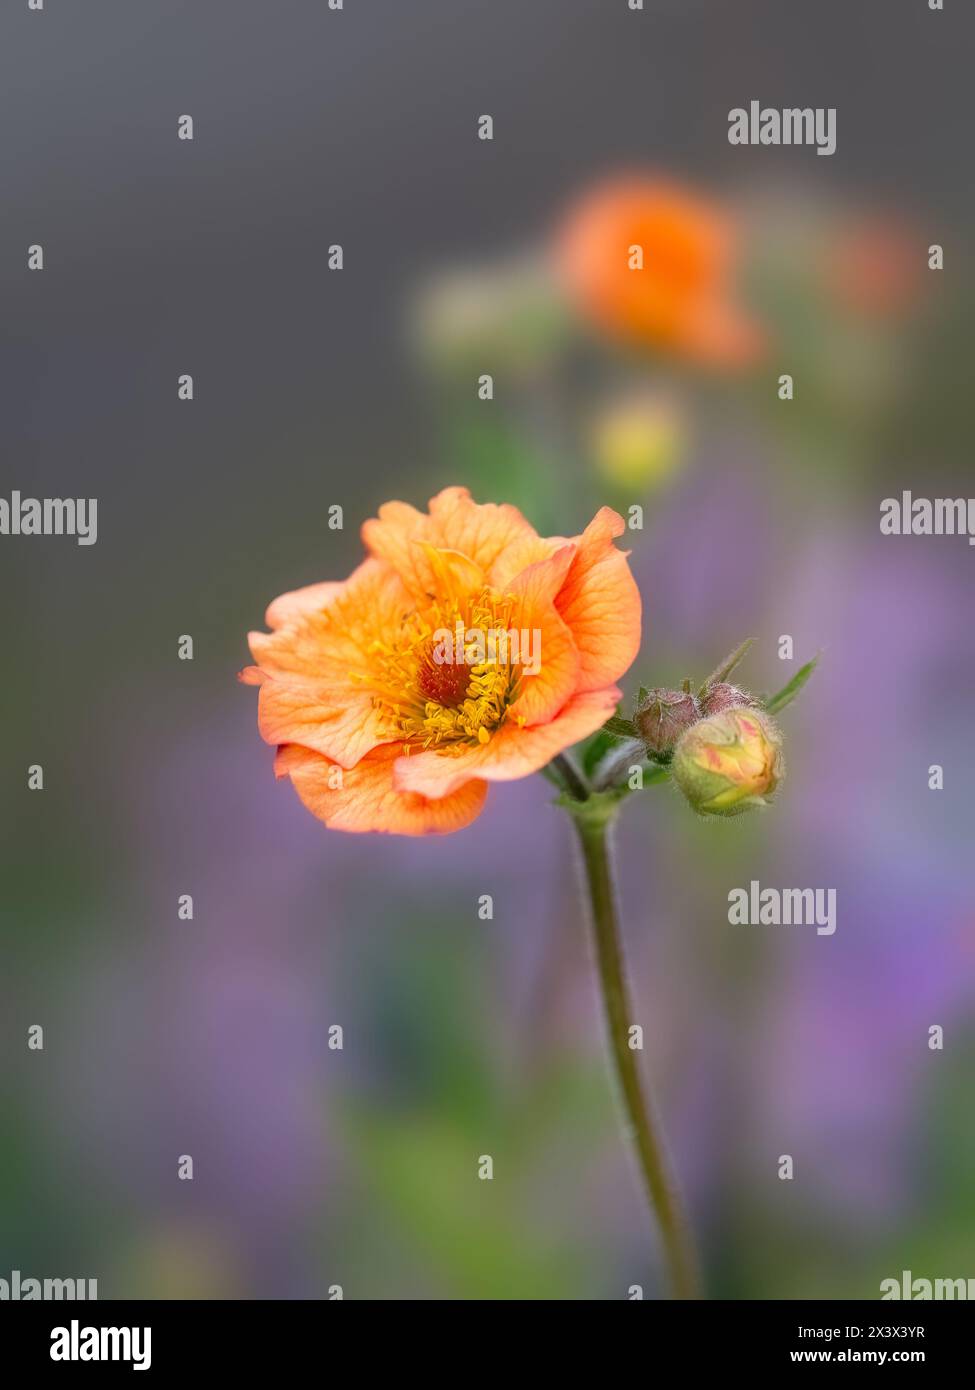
[634,687,700,759]
[672,706,783,816]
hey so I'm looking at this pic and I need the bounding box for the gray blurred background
[2,0,973,1300]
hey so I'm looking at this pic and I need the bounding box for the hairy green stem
[572,805,700,1299]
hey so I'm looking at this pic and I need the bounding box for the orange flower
[557,173,763,367]
[241,488,642,835]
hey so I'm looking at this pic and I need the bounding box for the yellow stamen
[365,575,524,754]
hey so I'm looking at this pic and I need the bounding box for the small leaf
[602,714,638,739]
[581,729,619,777]
[590,737,643,791]
[763,655,820,715]
[699,637,755,695]
[608,761,670,792]
[637,685,649,705]
[593,743,672,793]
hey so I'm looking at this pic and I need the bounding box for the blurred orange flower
[241,488,641,835]
[557,173,764,367]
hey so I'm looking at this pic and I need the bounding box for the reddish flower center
[416,642,473,708]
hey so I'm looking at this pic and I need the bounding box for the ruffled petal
[248,558,412,768]
[504,545,580,726]
[265,581,343,631]
[275,742,487,835]
[362,486,539,597]
[556,507,642,692]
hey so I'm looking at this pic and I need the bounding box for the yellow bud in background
[590,391,686,491]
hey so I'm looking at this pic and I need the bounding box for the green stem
[572,806,700,1299]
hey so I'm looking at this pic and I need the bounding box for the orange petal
[362,486,538,597]
[255,679,389,772]
[557,173,764,368]
[265,580,342,631]
[487,531,567,590]
[504,545,580,726]
[427,486,539,570]
[359,499,446,597]
[275,742,487,835]
[393,687,620,800]
[556,507,642,692]
[248,558,411,768]
[415,543,485,608]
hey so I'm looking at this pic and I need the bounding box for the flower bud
[634,687,700,759]
[672,706,783,816]
[699,681,753,716]
[589,391,686,492]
